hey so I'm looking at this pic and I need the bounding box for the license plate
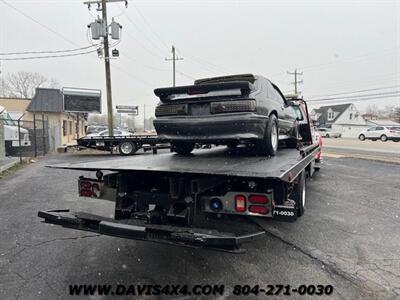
[273,205,297,222]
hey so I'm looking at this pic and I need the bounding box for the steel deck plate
[47,146,318,180]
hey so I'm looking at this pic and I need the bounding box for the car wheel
[358,134,365,141]
[119,141,137,155]
[325,134,330,138]
[291,171,306,217]
[256,114,278,156]
[394,140,400,143]
[173,142,195,155]
[380,135,388,142]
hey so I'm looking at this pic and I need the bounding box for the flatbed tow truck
[39,99,321,253]
[77,134,170,155]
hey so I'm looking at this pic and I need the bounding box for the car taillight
[155,104,188,116]
[210,100,256,114]
[249,205,269,215]
[235,194,247,212]
[249,194,269,204]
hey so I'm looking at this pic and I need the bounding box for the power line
[0,49,98,60]
[0,44,99,56]
[308,85,400,99]
[119,5,167,57]
[130,2,170,51]
[307,91,400,102]
[0,0,77,46]
[307,94,400,104]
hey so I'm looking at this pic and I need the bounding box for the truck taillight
[249,205,269,215]
[249,195,269,204]
[79,179,101,198]
[235,195,246,212]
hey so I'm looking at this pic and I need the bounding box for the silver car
[317,128,341,138]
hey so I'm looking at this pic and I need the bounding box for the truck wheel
[173,142,194,155]
[380,135,388,142]
[358,134,365,141]
[119,141,137,155]
[256,114,278,156]
[292,171,306,217]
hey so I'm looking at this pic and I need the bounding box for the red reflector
[80,181,91,189]
[80,189,92,197]
[235,195,246,212]
[249,205,269,215]
[249,195,269,204]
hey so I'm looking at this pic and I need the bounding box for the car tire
[325,134,330,138]
[394,140,400,143]
[291,171,306,217]
[119,141,137,155]
[256,114,278,156]
[380,135,388,142]
[173,142,195,155]
[359,134,365,141]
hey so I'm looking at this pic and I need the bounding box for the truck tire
[119,141,137,155]
[292,171,306,217]
[256,114,278,156]
[173,142,194,155]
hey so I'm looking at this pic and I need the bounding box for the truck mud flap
[38,210,264,253]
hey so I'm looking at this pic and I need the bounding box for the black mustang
[153,74,299,156]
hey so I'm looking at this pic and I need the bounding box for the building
[310,103,370,137]
[0,97,31,119]
[0,88,86,151]
[27,88,86,147]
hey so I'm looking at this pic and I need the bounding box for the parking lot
[0,149,399,299]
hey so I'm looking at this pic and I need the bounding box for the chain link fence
[0,114,50,159]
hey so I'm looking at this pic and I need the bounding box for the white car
[316,128,341,138]
[358,126,400,142]
[84,129,133,138]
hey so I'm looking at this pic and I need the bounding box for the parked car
[358,126,400,142]
[84,129,133,138]
[153,74,299,156]
[316,128,341,138]
[86,125,108,135]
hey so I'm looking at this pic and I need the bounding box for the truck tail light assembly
[155,104,188,116]
[235,195,247,212]
[79,179,102,198]
[210,100,256,114]
[249,205,269,215]
[249,194,269,204]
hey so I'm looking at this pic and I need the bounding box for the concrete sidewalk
[0,157,19,173]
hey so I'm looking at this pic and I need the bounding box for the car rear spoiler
[154,81,254,102]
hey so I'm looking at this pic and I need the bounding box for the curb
[0,158,20,173]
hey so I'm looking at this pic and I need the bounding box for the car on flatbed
[153,74,299,156]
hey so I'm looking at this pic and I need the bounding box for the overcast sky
[0,0,399,116]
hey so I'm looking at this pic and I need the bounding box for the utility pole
[165,45,183,87]
[287,69,303,94]
[143,104,146,131]
[84,0,126,136]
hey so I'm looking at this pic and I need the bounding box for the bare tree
[1,71,60,98]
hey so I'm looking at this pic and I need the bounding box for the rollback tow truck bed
[38,144,320,252]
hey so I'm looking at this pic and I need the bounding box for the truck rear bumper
[38,210,265,253]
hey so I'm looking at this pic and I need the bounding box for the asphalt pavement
[0,150,399,299]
